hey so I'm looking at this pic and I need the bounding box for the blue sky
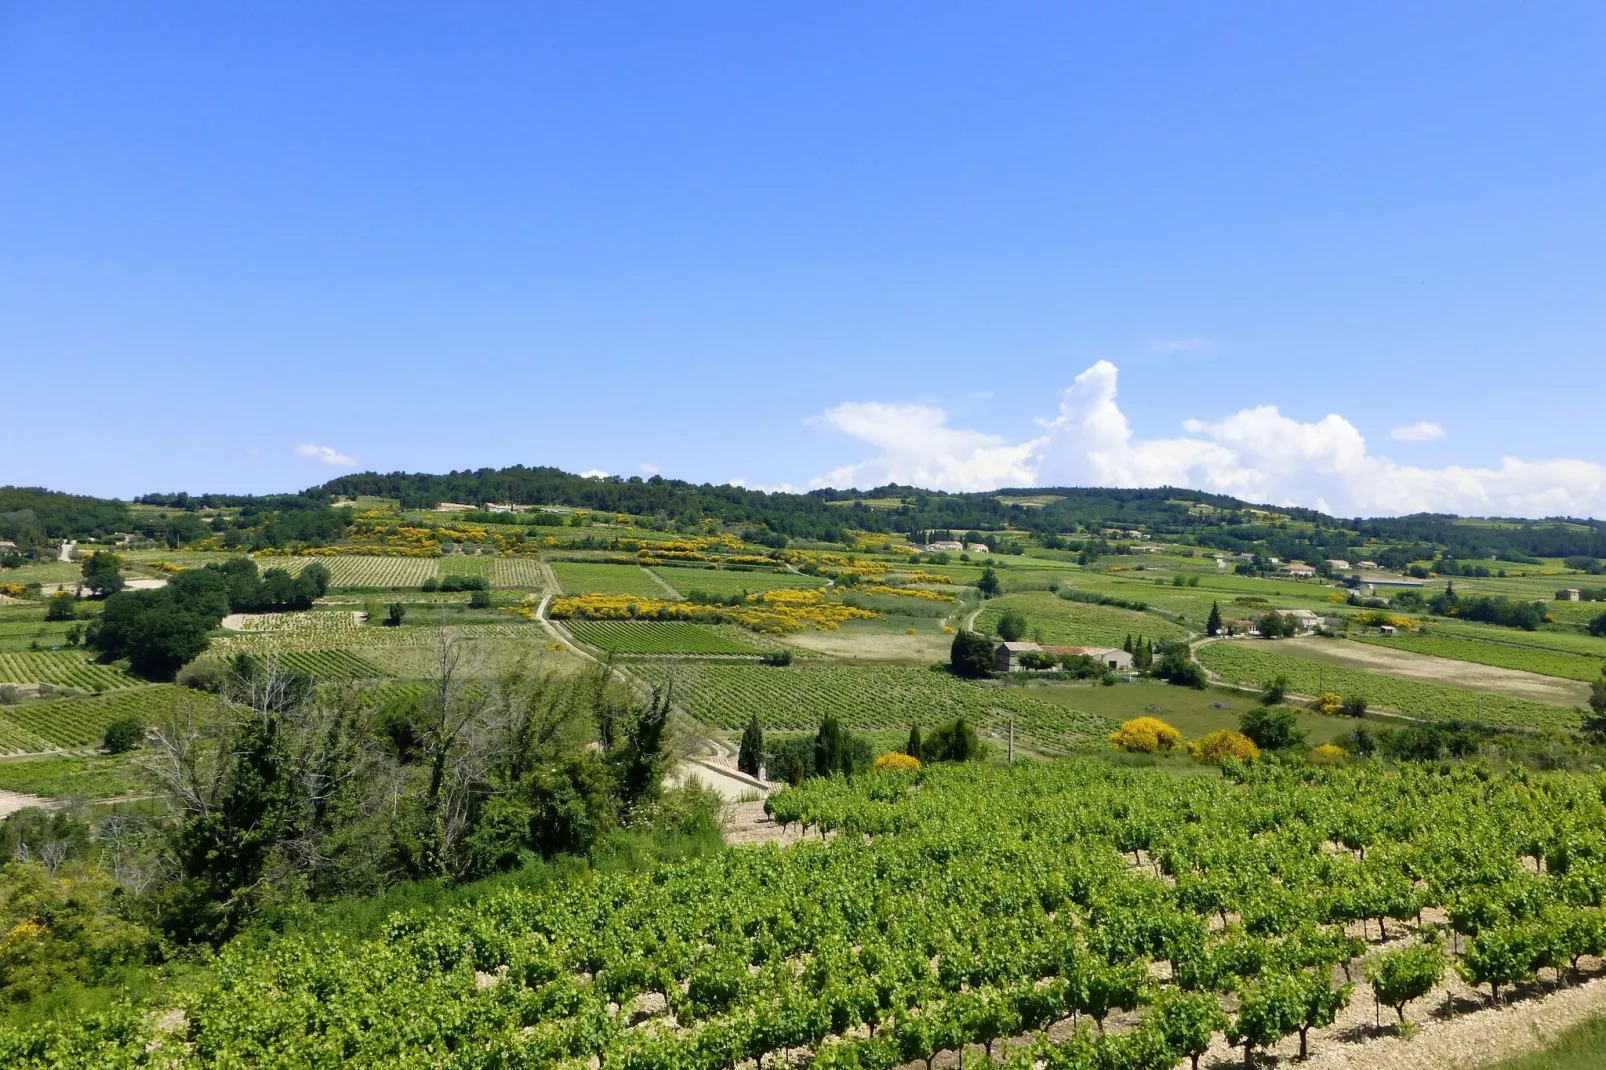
[3,3,1604,515]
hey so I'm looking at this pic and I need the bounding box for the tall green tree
[814,716,852,777]
[995,608,1028,642]
[906,724,922,759]
[948,629,995,678]
[737,715,764,777]
[80,551,124,597]
[976,566,1000,598]
[1207,601,1222,637]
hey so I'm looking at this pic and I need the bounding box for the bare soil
[1281,636,1589,706]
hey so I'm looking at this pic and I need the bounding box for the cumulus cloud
[1391,421,1447,442]
[809,402,1036,492]
[579,469,609,479]
[811,362,1606,518]
[293,444,358,467]
[640,463,661,475]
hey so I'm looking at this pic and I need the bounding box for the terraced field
[974,591,1187,648]
[550,562,669,598]
[630,662,1115,754]
[651,566,827,598]
[0,651,134,691]
[563,621,764,655]
[1196,640,1579,730]
[1354,632,1606,682]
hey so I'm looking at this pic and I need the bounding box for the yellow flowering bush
[1311,691,1343,716]
[1310,743,1347,766]
[1108,717,1182,753]
[873,752,921,772]
[144,560,184,574]
[0,584,27,599]
[862,585,955,602]
[1188,730,1260,765]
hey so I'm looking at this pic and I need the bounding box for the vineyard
[228,611,362,635]
[492,556,549,589]
[1353,632,1606,682]
[629,662,1114,753]
[1196,642,1580,730]
[975,591,1188,648]
[550,562,672,598]
[563,621,765,655]
[21,759,1606,1067]
[210,621,541,656]
[0,685,212,752]
[437,555,495,579]
[0,651,135,692]
[651,565,827,598]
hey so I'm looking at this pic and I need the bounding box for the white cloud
[579,469,609,479]
[1391,421,1447,442]
[809,401,1037,491]
[640,463,660,475]
[810,362,1606,517]
[293,444,358,467]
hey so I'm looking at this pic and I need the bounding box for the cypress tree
[1207,601,1222,637]
[906,724,923,760]
[737,715,764,777]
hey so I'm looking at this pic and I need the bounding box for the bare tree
[39,839,69,877]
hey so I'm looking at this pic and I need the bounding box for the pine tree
[737,715,764,777]
[1207,601,1222,637]
[906,724,923,760]
[1123,634,1134,654]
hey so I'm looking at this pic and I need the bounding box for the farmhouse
[967,543,990,554]
[435,502,475,512]
[1378,624,1398,635]
[1277,563,1317,579]
[0,540,15,551]
[1274,608,1321,632]
[1562,588,1581,601]
[484,502,521,513]
[1326,559,1350,570]
[994,641,1133,672]
[924,540,963,553]
[1356,560,1378,570]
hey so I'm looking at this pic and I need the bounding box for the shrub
[948,629,995,678]
[468,588,493,609]
[1311,691,1343,716]
[995,608,1028,642]
[1310,743,1347,766]
[1340,694,1368,718]
[1240,706,1306,751]
[1260,674,1289,705]
[922,717,981,763]
[873,752,921,773]
[1189,730,1259,765]
[1109,717,1182,754]
[103,716,145,754]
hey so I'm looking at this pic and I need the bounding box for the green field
[0,685,215,752]
[650,565,826,598]
[975,591,1188,648]
[1195,641,1578,730]
[0,752,153,798]
[491,556,547,589]
[563,621,765,655]
[1354,632,1606,682]
[631,661,1115,754]
[550,561,671,597]
[0,616,79,653]
[259,555,439,587]
[0,650,134,691]
[435,555,494,579]
[1028,679,1367,748]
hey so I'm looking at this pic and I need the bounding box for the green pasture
[1354,632,1606,682]
[1026,678,1363,747]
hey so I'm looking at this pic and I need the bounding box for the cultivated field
[0,650,135,691]
[1354,632,1606,682]
[0,685,214,753]
[651,565,826,598]
[562,621,765,655]
[550,561,671,598]
[255,555,439,587]
[491,556,548,589]
[975,591,1188,648]
[631,662,1115,753]
[1195,640,1580,730]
